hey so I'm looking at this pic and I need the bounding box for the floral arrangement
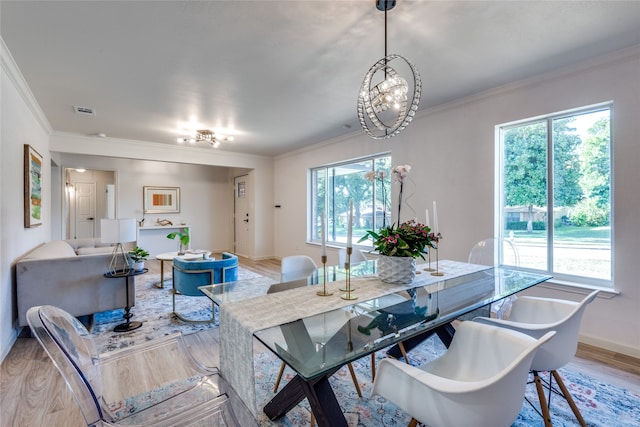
[360,164,437,259]
[360,219,435,259]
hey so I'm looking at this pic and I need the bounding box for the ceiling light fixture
[357,0,421,139]
[177,129,234,149]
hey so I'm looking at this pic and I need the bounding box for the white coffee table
[155,251,208,288]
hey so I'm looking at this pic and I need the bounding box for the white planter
[131,261,145,271]
[377,255,416,284]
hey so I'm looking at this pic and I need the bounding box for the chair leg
[552,370,587,427]
[371,353,376,381]
[532,371,554,427]
[347,362,363,398]
[273,361,286,392]
[311,411,315,427]
[399,341,410,365]
[407,418,419,427]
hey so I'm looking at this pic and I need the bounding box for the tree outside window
[311,155,391,248]
[499,106,611,284]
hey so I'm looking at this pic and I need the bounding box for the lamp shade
[101,218,137,244]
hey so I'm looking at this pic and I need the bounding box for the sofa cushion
[22,240,77,260]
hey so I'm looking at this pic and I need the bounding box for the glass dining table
[201,260,552,427]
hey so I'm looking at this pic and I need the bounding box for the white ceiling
[2,1,639,156]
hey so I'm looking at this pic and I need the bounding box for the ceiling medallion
[357,0,421,139]
[177,129,234,149]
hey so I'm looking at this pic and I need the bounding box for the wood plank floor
[1,256,639,426]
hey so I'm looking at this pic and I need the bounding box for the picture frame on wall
[143,186,180,213]
[24,144,43,228]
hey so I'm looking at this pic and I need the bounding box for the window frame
[309,153,392,249]
[496,102,613,288]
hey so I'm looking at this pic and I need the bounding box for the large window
[311,155,391,248]
[498,105,612,286]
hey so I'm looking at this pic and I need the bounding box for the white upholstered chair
[371,321,555,427]
[474,290,599,427]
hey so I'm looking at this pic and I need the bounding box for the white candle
[347,200,353,248]
[425,209,430,228]
[433,201,439,235]
[321,212,326,256]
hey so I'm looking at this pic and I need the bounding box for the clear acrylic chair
[372,321,555,427]
[27,305,242,426]
[468,237,521,318]
[474,290,600,427]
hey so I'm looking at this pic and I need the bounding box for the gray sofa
[16,239,135,327]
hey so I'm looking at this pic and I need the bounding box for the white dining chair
[338,247,367,267]
[371,321,555,427]
[474,290,600,427]
[281,255,318,282]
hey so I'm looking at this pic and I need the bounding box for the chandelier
[177,130,234,148]
[357,0,421,139]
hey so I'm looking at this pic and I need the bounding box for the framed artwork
[143,186,180,213]
[24,144,43,228]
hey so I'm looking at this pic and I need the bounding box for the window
[311,155,391,248]
[498,105,612,286]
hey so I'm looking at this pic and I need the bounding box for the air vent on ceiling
[73,106,96,116]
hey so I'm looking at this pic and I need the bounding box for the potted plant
[127,246,149,271]
[167,227,190,255]
[359,164,439,284]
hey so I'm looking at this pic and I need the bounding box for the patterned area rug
[91,267,262,353]
[253,336,640,427]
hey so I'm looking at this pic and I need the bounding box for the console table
[137,225,190,257]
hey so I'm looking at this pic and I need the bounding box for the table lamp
[101,218,137,275]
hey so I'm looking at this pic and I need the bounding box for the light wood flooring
[1,256,639,426]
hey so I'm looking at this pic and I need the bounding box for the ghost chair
[372,320,555,427]
[338,247,368,267]
[468,237,521,319]
[172,252,239,323]
[27,305,241,427]
[474,290,600,427]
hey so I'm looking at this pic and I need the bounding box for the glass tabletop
[253,267,551,381]
[199,259,376,305]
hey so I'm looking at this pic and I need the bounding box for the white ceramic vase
[377,255,416,284]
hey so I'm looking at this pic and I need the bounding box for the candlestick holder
[431,242,444,276]
[424,249,435,272]
[317,255,333,296]
[341,247,357,300]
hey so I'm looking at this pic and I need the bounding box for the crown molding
[1,37,52,135]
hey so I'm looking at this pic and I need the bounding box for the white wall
[56,153,234,253]
[274,47,640,358]
[1,40,51,360]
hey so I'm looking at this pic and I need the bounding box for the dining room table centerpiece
[360,164,437,284]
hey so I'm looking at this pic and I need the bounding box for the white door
[234,175,250,257]
[75,181,96,239]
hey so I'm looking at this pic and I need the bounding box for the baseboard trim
[580,333,640,359]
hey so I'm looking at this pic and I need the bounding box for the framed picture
[24,144,43,228]
[143,186,180,213]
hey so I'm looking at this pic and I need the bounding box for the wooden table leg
[263,370,347,427]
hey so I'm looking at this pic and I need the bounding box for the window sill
[537,278,619,299]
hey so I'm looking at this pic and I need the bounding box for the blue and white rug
[254,337,640,427]
[91,267,263,353]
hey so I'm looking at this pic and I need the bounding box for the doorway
[64,168,116,240]
[234,174,250,257]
